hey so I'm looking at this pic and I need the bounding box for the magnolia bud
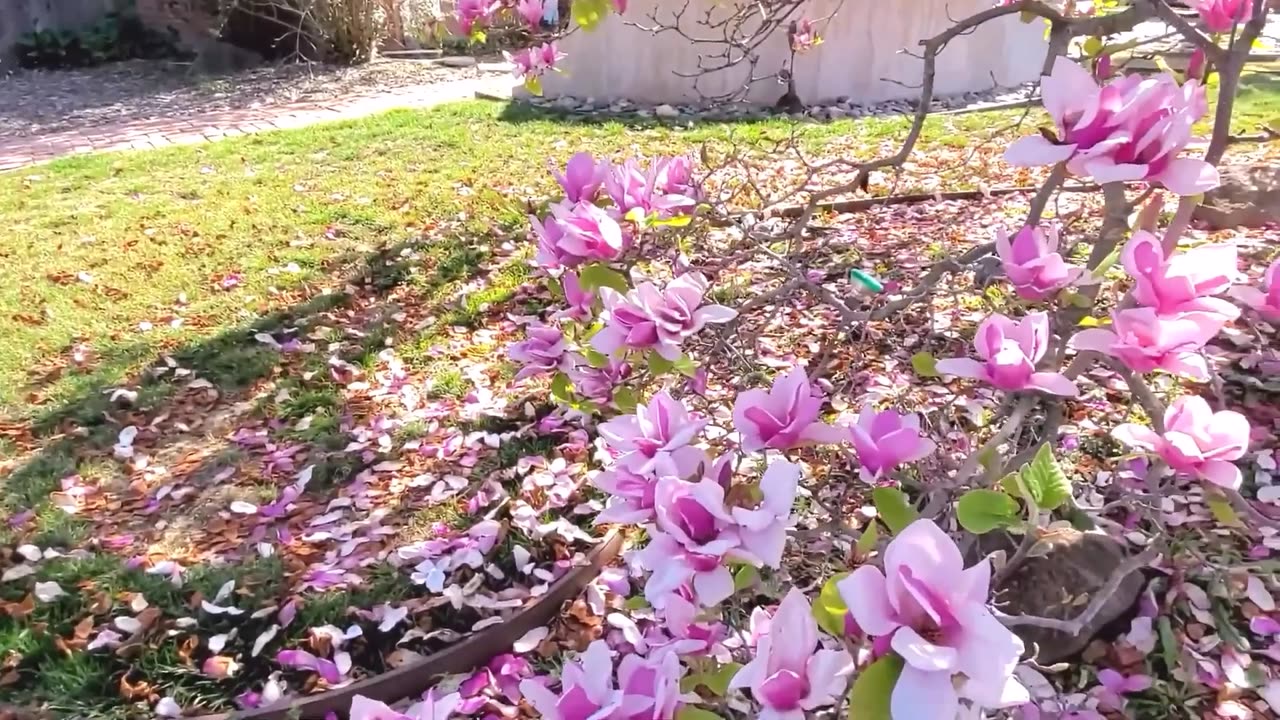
[1187,47,1207,82]
[1094,53,1113,80]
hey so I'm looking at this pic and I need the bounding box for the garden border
[191,529,625,720]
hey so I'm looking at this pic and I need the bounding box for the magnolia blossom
[615,650,686,719]
[1122,232,1239,320]
[638,531,736,608]
[732,367,842,453]
[846,406,937,483]
[508,324,568,381]
[555,270,596,322]
[1004,58,1218,196]
[456,0,499,34]
[1070,307,1222,380]
[606,158,702,219]
[594,466,660,524]
[1229,258,1280,321]
[515,0,544,28]
[1192,0,1253,32]
[656,593,724,656]
[653,476,741,557]
[935,312,1078,396]
[838,520,1028,720]
[729,588,852,719]
[521,641,622,719]
[598,390,706,475]
[791,18,822,52]
[593,273,736,360]
[728,459,800,567]
[564,353,631,403]
[1113,395,1250,489]
[552,152,606,203]
[506,42,564,85]
[995,225,1084,300]
[552,201,629,263]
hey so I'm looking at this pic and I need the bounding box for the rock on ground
[1195,164,1280,230]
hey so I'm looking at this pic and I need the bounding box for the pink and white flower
[1122,232,1239,320]
[508,323,568,381]
[592,273,735,360]
[1004,58,1219,196]
[1192,0,1253,32]
[555,270,596,323]
[515,0,544,28]
[598,390,706,475]
[838,519,1028,720]
[845,406,937,483]
[520,640,622,719]
[1229,258,1280,321]
[731,367,842,453]
[995,224,1084,300]
[1113,395,1250,489]
[552,152,607,203]
[935,312,1078,396]
[729,588,853,720]
[1069,307,1223,380]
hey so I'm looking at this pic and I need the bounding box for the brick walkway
[0,75,512,171]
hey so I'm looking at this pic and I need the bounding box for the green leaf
[812,573,850,638]
[648,353,675,375]
[651,213,693,227]
[871,487,917,534]
[910,351,938,378]
[956,489,1020,534]
[1206,488,1243,527]
[584,348,610,368]
[570,0,613,30]
[675,709,725,720]
[673,354,700,378]
[1082,36,1104,57]
[523,74,543,96]
[550,373,573,404]
[612,386,639,413]
[855,521,880,555]
[679,662,742,697]
[847,654,903,720]
[732,565,759,592]
[1158,616,1179,673]
[1091,243,1123,276]
[1020,444,1072,510]
[578,262,630,293]
[624,595,650,611]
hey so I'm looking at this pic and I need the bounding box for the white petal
[252,625,279,657]
[34,581,65,602]
[2,564,35,582]
[154,697,182,717]
[229,501,259,514]
[513,626,549,653]
[115,616,143,634]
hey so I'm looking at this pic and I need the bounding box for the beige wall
[541,0,1048,105]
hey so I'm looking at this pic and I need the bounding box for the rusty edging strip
[192,529,625,720]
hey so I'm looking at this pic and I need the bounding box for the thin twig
[1000,547,1159,632]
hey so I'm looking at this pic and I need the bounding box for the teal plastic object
[849,268,884,293]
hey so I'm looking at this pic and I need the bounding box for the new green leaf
[578,262,630,293]
[812,573,850,638]
[956,489,1020,534]
[1019,444,1072,510]
[910,351,938,378]
[871,487,917,534]
[847,654,903,720]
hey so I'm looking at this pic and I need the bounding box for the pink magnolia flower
[515,0,544,28]
[551,201,629,263]
[653,476,741,557]
[615,650,686,719]
[276,648,342,684]
[790,18,822,52]
[1122,232,1239,320]
[1069,307,1223,380]
[508,323,568,381]
[456,0,499,34]
[554,270,596,322]
[1192,0,1253,32]
[996,225,1084,300]
[838,519,1028,720]
[847,406,937,483]
[656,593,724,655]
[563,352,631,403]
[598,390,706,475]
[606,158,701,220]
[592,273,735,360]
[729,588,853,719]
[552,152,606,203]
[594,466,660,524]
[728,459,800,567]
[1004,58,1218,196]
[1229,258,1280,321]
[1186,47,1207,82]
[638,532,735,608]
[531,209,575,270]
[732,367,842,453]
[520,640,622,719]
[506,42,564,88]
[935,312,1079,396]
[1113,395,1250,489]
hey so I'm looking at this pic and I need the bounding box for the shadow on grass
[0,224,539,717]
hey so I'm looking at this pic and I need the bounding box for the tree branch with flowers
[329,1,1279,720]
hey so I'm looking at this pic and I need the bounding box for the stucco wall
[541,0,1048,105]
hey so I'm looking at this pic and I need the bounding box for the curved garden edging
[191,529,625,720]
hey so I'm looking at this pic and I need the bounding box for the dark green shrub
[15,3,184,70]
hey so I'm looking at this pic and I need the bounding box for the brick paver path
[0,75,512,172]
